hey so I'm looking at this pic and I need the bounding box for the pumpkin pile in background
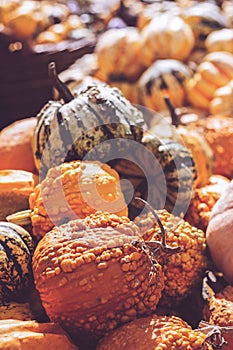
[0,0,233,349]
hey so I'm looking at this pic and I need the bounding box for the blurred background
[0,0,232,130]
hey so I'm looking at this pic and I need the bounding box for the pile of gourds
[0,0,233,349]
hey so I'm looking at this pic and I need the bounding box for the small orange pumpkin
[0,118,37,174]
[185,51,233,109]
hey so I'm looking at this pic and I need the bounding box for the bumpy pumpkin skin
[32,212,164,348]
[203,285,233,350]
[96,314,213,350]
[185,175,230,232]
[0,222,34,302]
[29,160,128,240]
[135,209,207,305]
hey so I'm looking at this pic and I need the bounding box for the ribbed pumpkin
[139,13,195,66]
[0,222,34,302]
[181,2,227,48]
[32,65,145,178]
[137,1,181,30]
[205,28,233,54]
[209,79,233,117]
[94,27,145,82]
[137,59,192,111]
[185,51,233,109]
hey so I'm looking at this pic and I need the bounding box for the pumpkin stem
[198,321,228,349]
[6,209,32,227]
[202,270,216,301]
[163,94,179,128]
[48,62,74,103]
[134,197,184,257]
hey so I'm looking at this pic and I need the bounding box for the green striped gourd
[137,59,192,112]
[33,63,144,178]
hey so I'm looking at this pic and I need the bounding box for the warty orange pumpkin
[26,160,128,241]
[32,210,174,349]
[185,175,230,232]
[96,313,214,350]
[134,208,207,306]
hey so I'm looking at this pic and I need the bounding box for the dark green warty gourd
[0,222,34,302]
[33,62,145,178]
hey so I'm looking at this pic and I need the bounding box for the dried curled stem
[48,62,74,103]
[133,197,184,259]
[198,321,233,349]
[131,198,184,301]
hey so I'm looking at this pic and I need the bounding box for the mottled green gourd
[33,62,145,178]
[0,222,34,302]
